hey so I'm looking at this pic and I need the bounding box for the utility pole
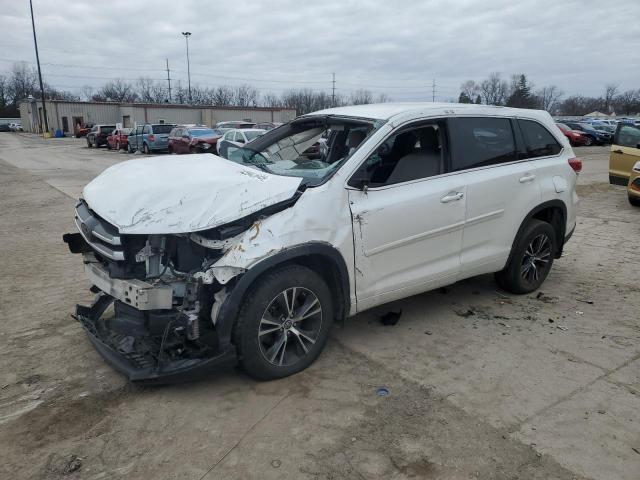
[29,0,48,135]
[181,32,192,103]
[432,79,436,102]
[331,73,336,106]
[165,58,172,102]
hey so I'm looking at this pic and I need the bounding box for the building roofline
[20,98,294,112]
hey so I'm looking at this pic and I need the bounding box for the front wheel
[629,195,640,207]
[583,136,593,146]
[143,143,150,155]
[234,265,333,380]
[86,138,92,148]
[495,219,556,294]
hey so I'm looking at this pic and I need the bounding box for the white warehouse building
[19,98,297,134]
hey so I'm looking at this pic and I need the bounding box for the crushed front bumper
[75,296,237,385]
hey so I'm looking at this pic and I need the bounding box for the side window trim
[347,118,450,189]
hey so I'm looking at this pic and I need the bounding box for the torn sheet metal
[82,154,302,235]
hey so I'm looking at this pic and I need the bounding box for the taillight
[148,134,155,142]
[568,157,582,173]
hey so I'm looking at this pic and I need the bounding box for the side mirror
[348,168,370,192]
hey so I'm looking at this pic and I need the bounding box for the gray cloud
[2,0,639,101]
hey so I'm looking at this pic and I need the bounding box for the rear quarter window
[518,119,562,158]
[615,124,640,148]
[449,117,517,171]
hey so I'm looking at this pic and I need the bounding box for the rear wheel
[234,265,333,380]
[495,219,556,294]
[583,136,593,146]
[86,138,92,148]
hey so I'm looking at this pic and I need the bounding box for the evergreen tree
[506,74,536,108]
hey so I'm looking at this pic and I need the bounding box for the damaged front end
[63,199,269,384]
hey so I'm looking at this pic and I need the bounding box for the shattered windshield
[228,117,379,185]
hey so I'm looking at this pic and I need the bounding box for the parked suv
[168,126,224,154]
[63,103,579,383]
[86,125,116,148]
[127,123,176,154]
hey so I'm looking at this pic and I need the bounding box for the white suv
[64,103,580,383]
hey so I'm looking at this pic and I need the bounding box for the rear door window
[615,124,640,148]
[449,117,517,171]
[518,119,562,158]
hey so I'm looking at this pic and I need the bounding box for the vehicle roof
[306,102,552,123]
[233,128,266,133]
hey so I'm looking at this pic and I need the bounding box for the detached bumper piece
[75,295,237,384]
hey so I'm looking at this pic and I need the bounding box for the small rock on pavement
[271,459,281,468]
[63,455,82,474]
[424,330,433,335]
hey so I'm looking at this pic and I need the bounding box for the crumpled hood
[82,154,302,234]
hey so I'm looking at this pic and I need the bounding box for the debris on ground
[498,322,511,328]
[548,318,555,323]
[63,455,82,475]
[597,410,606,415]
[271,459,281,468]
[424,330,433,335]
[557,325,569,331]
[376,387,390,397]
[577,299,595,305]
[535,292,558,304]
[632,447,640,455]
[380,310,402,326]
[455,309,476,318]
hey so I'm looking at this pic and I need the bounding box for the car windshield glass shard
[229,119,377,184]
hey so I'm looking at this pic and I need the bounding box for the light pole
[29,0,48,134]
[181,31,192,103]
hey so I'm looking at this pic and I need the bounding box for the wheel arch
[508,200,567,265]
[215,242,351,350]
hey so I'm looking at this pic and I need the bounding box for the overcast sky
[1,0,639,102]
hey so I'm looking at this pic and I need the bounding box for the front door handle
[441,192,464,203]
[613,149,623,154]
[519,173,536,183]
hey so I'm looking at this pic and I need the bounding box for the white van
[64,103,580,383]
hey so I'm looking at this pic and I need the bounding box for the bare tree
[136,77,168,103]
[376,93,390,103]
[459,80,479,103]
[80,85,95,101]
[232,84,259,107]
[536,85,564,112]
[613,89,640,116]
[349,89,374,105]
[604,84,618,112]
[97,79,137,102]
[480,72,508,106]
[262,92,282,108]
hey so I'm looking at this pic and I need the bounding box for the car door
[348,121,467,311]
[449,117,542,277]
[610,123,640,185]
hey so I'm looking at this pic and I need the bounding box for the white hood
[82,154,302,234]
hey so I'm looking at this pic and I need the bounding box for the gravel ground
[0,133,638,480]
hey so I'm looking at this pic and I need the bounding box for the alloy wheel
[258,287,323,367]
[521,233,551,284]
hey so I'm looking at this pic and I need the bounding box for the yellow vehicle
[628,161,640,207]
[609,123,640,187]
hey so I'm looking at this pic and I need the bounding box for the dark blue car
[564,122,612,145]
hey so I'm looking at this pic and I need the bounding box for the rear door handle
[519,173,536,183]
[441,192,464,203]
[613,149,623,154]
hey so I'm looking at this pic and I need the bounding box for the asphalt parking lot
[0,133,638,480]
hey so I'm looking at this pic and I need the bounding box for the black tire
[143,143,150,155]
[87,138,92,148]
[495,219,556,294]
[127,143,134,153]
[115,141,121,151]
[234,265,333,380]
[629,195,640,207]
[583,136,593,146]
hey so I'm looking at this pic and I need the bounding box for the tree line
[0,62,387,117]
[457,72,640,116]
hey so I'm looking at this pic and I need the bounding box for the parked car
[609,122,640,187]
[216,128,266,158]
[254,122,282,131]
[627,161,640,207]
[87,125,116,148]
[592,123,616,135]
[0,123,11,132]
[64,103,579,383]
[107,128,131,151]
[9,122,23,131]
[127,123,176,154]
[75,123,94,138]
[215,121,256,133]
[168,126,224,154]
[556,123,589,146]
[563,122,611,145]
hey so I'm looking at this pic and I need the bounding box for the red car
[107,128,131,151]
[168,126,224,154]
[74,122,94,138]
[556,123,589,146]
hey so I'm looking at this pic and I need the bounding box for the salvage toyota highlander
[64,103,580,383]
